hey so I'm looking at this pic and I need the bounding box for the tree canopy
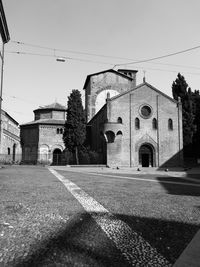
[172,73,200,158]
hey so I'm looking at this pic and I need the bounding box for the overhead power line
[5,51,115,66]
[113,45,200,67]
[5,51,200,76]
[11,40,200,69]
[11,40,122,60]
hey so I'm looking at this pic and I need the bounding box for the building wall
[0,111,21,162]
[20,125,39,163]
[39,125,64,151]
[85,71,135,122]
[38,125,65,164]
[87,105,107,163]
[21,104,67,164]
[20,124,65,164]
[34,110,66,120]
[0,0,10,157]
[89,83,183,167]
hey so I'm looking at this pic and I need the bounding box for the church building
[84,69,183,168]
[20,102,66,165]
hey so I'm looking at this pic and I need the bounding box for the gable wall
[106,84,183,167]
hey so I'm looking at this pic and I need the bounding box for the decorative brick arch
[135,135,158,167]
[86,71,133,121]
[135,134,158,152]
[51,144,64,152]
[39,144,49,153]
[138,143,156,167]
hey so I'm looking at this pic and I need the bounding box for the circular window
[140,105,152,118]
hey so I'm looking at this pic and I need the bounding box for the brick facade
[20,103,66,164]
[84,69,137,122]
[86,70,183,168]
[0,110,21,163]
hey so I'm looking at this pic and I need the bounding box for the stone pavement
[53,165,200,267]
[54,165,200,178]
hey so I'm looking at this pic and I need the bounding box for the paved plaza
[0,165,199,266]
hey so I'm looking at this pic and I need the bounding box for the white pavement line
[49,168,170,267]
[87,172,200,187]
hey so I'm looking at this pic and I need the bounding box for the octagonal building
[20,102,66,164]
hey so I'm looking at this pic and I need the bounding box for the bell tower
[84,69,137,122]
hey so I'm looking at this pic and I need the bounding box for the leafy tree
[172,73,195,155]
[63,89,86,164]
[172,73,188,100]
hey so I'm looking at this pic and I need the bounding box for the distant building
[0,110,21,163]
[20,102,67,164]
[85,69,183,167]
[0,0,10,154]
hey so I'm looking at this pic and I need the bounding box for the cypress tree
[63,89,86,164]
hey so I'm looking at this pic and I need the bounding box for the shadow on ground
[10,212,199,267]
[156,176,200,196]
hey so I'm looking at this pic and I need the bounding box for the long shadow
[10,212,199,267]
[14,212,129,267]
[156,176,200,196]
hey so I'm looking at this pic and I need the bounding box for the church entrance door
[139,144,154,167]
[53,149,62,165]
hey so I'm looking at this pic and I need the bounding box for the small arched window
[116,130,123,136]
[116,131,123,141]
[152,118,157,130]
[168,119,173,130]
[8,147,10,155]
[105,131,115,143]
[117,117,122,123]
[135,118,140,130]
[60,128,63,134]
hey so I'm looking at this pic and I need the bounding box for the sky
[2,0,200,124]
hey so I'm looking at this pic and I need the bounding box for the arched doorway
[139,144,154,167]
[53,148,62,165]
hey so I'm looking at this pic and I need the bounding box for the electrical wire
[5,51,115,66]
[11,40,200,70]
[5,50,200,76]
[3,93,44,106]
[113,45,200,67]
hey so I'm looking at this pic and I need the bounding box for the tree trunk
[75,146,79,165]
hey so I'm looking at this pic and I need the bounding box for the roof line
[83,68,133,89]
[109,82,177,103]
[1,109,19,125]
[0,0,10,43]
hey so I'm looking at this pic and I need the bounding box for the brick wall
[89,83,183,167]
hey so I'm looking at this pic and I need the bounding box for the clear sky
[2,0,200,124]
